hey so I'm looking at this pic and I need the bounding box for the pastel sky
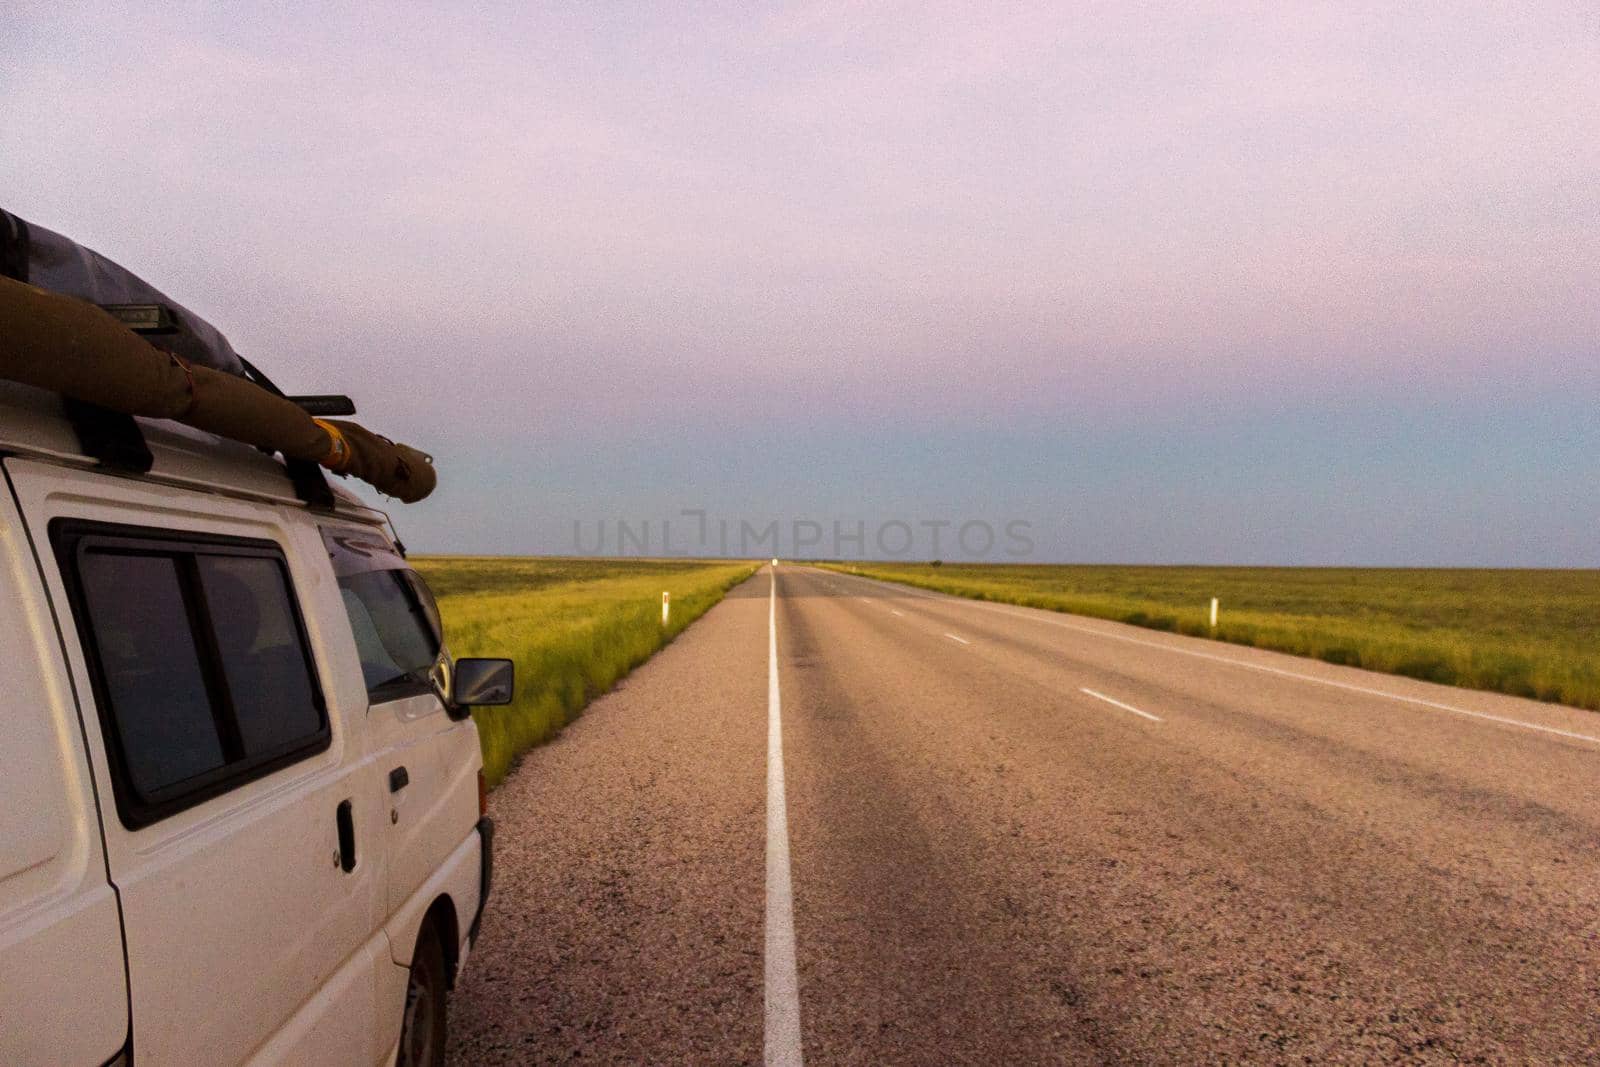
[4,2,1597,563]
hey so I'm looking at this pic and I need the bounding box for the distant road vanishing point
[450,565,1600,1064]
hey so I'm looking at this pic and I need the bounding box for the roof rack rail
[289,395,356,417]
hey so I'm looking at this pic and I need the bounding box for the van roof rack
[63,399,154,473]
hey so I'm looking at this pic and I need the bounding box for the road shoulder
[449,572,771,1065]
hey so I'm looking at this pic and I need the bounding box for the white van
[0,382,510,1066]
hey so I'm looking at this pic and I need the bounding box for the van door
[320,525,481,928]
[0,477,128,1066]
[6,458,388,1067]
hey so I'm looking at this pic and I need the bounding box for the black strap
[237,355,286,396]
[0,210,29,282]
[236,357,337,509]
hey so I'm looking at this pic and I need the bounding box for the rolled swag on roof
[0,208,436,504]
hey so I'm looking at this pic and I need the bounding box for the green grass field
[415,556,758,787]
[818,562,1600,713]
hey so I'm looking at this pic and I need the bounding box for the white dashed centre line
[1080,687,1163,723]
[825,569,1599,746]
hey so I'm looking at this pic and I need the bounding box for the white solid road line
[823,570,1600,747]
[1080,687,1164,723]
[765,570,804,1067]
[944,633,971,645]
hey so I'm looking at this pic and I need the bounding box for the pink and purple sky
[4,3,1597,562]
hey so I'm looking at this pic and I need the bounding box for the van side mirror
[453,658,514,707]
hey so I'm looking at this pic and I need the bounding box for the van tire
[398,921,448,1067]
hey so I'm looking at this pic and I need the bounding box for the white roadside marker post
[662,591,670,626]
[1210,597,1219,629]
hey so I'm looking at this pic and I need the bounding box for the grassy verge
[415,556,758,787]
[817,562,1600,712]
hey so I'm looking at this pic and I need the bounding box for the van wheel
[398,922,448,1067]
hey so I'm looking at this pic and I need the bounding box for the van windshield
[337,568,441,697]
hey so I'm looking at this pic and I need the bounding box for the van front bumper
[468,816,494,946]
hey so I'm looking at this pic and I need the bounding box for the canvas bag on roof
[1,207,246,377]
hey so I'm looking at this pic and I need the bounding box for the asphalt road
[450,566,1600,1064]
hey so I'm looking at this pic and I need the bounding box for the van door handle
[335,799,356,873]
[388,766,409,792]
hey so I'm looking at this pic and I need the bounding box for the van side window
[337,570,442,699]
[53,522,330,827]
[77,553,224,793]
[196,556,325,754]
